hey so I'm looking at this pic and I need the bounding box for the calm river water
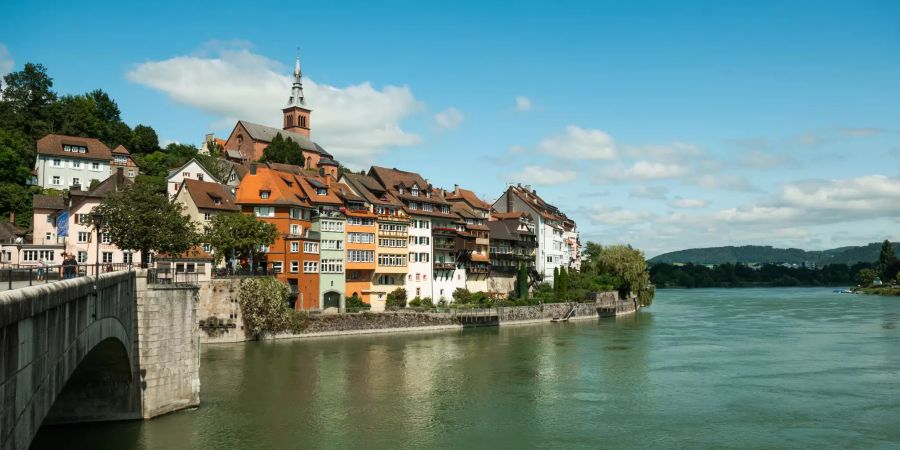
[34,288,900,449]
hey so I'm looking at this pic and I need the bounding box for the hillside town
[0,57,581,311]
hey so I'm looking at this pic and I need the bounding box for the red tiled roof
[446,186,491,210]
[180,179,239,212]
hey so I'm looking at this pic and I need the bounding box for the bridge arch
[1,272,140,450]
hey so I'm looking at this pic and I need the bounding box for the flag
[56,211,69,237]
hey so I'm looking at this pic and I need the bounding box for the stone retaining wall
[498,302,598,323]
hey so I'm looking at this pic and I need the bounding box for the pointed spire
[287,50,305,107]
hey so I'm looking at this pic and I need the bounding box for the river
[33,288,900,449]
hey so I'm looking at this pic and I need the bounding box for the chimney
[8,211,14,224]
[454,184,459,194]
[506,187,513,212]
[250,163,258,175]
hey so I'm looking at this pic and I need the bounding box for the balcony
[432,227,456,236]
[466,265,490,274]
[434,241,455,251]
[433,261,456,271]
[475,237,489,246]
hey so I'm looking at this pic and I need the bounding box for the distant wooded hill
[649,243,900,266]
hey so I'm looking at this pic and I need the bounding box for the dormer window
[441,206,450,214]
[316,188,327,196]
[260,190,271,199]
[398,187,404,195]
[411,186,419,197]
[212,197,222,205]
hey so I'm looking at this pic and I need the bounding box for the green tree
[0,183,36,228]
[52,90,132,149]
[131,124,160,154]
[260,133,304,166]
[559,266,569,300]
[204,212,278,265]
[553,267,560,296]
[133,151,170,178]
[95,182,199,267]
[595,244,655,306]
[0,63,57,140]
[856,268,878,286]
[237,277,291,337]
[386,288,407,309]
[516,263,529,300]
[878,240,895,279]
[0,128,34,184]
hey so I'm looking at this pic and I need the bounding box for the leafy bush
[438,297,447,307]
[452,288,471,304]
[237,277,291,336]
[386,288,407,309]
[287,310,309,333]
[346,294,369,310]
[409,296,422,307]
[421,297,434,308]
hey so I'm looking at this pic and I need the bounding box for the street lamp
[92,212,103,277]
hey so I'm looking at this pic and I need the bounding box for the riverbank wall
[197,278,627,344]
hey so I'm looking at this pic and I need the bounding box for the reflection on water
[33,288,900,449]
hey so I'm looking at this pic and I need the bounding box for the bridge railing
[147,268,199,286]
[0,263,132,291]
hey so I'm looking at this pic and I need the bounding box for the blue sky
[3,0,900,256]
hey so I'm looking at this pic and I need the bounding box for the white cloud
[0,44,13,79]
[509,145,527,154]
[624,142,703,163]
[689,174,755,192]
[841,127,883,138]
[515,96,532,112]
[126,43,423,167]
[629,185,669,200]
[433,107,464,129]
[505,166,577,185]
[605,161,692,181]
[589,206,654,225]
[669,197,709,209]
[740,150,796,170]
[538,125,617,160]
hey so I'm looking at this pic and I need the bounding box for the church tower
[282,54,312,138]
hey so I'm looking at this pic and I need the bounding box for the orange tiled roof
[446,186,491,210]
[234,166,311,207]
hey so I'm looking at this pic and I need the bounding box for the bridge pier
[0,270,200,450]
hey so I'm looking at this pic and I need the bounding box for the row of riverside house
[0,55,580,311]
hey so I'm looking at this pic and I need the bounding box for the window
[102,233,111,244]
[197,173,204,181]
[204,212,212,221]
[77,251,88,263]
[254,207,274,217]
[272,262,283,273]
[237,134,243,145]
[78,231,89,243]
[378,223,408,234]
[127,170,135,177]
[398,187,404,195]
[442,205,450,214]
[300,116,307,128]
[408,201,418,210]
[378,254,406,267]
[73,161,81,169]
[203,243,212,253]
[114,156,126,164]
[316,188,327,196]
[304,242,319,254]
[321,220,343,233]
[183,172,190,177]
[123,252,133,264]
[52,159,61,167]
[420,252,429,262]
[229,172,236,182]
[348,232,375,243]
[260,190,270,199]
[99,252,113,263]
[320,259,343,273]
[52,176,61,185]
[422,203,433,212]
[303,261,318,273]
[409,252,417,263]
[348,250,374,262]
[290,208,304,219]
[45,232,52,241]
[92,162,100,170]
[378,238,407,248]
[71,177,81,187]
[291,242,300,253]
[290,261,300,273]
[347,217,375,226]
[321,240,343,250]
[22,250,38,262]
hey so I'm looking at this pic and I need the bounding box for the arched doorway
[323,291,341,309]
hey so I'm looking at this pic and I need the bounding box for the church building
[222,55,339,178]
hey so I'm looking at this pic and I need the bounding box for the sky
[2,0,899,257]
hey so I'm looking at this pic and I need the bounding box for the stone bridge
[0,270,200,450]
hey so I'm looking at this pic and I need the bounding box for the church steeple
[282,51,312,137]
[287,54,305,107]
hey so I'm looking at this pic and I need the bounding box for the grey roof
[226,149,245,160]
[318,156,338,166]
[238,121,326,155]
[32,195,66,210]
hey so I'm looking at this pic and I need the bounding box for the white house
[166,158,221,199]
[34,134,112,191]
